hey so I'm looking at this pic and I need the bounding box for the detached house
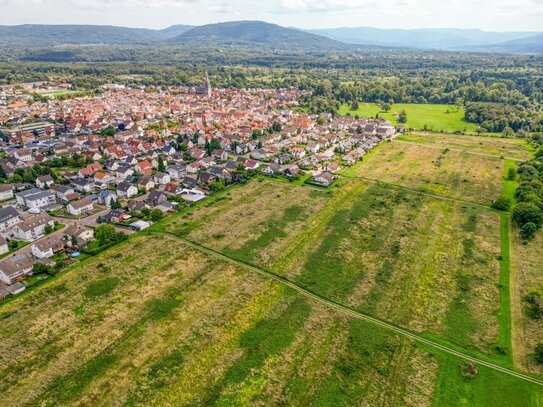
[117,182,138,198]
[31,234,64,259]
[153,172,171,185]
[36,175,54,189]
[0,206,20,232]
[67,197,94,216]
[0,254,34,284]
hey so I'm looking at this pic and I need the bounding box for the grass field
[157,179,329,268]
[2,131,542,405]
[339,103,479,133]
[510,230,543,375]
[397,132,533,161]
[1,234,541,406]
[355,141,505,205]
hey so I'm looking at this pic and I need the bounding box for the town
[0,75,398,298]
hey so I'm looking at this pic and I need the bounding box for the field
[1,133,542,405]
[397,132,534,161]
[510,230,543,374]
[339,103,479,133]
[1,232,541,406]
[355,140,505,205]
[158,179,329,268]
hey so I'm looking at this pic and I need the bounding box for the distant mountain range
[306,27,542,53]
[0,21,541,53]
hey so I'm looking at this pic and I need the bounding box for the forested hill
[0,24,194,46]
[170,21,348,50]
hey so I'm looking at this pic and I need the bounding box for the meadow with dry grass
[356,140,505,205]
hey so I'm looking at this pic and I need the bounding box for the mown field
[338,103,479,133]
[355,140,505,205]
[1,233,541,407]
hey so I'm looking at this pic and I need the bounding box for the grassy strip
[498,213,513,364]
[502,159,519,208]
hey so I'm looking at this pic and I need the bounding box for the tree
[0,165,6,180]
[33,262,55,275]
[157,156,166,172]
[111,198,121,210]
[150,208,164,222]
[535,343,543,365]
[382,103,391,112]
[398,109,407,123]
[506,167,517,181]
[351,100,359,111]
[459,362,478,381]
[44,224,53,235]
[95,224,117,245]
[512,203,543,228]
[272,121,282,133]
[520,222,538,241]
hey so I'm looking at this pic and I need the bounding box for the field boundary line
[153,231,543,387]
[395,140,525,162]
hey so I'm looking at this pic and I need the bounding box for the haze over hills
[306,27,542,52]
[0,21,541,53]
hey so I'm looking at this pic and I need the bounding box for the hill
[307,27,541,52]
[171,21,347,50]
[498,34,543,54]
[0,24,194,46]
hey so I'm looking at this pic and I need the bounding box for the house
[245,160,259,171]
[72,178,94,193]
[147,191,167,207]
[0,206,20,232]
[153,172,171,185]
[136,160,153,175]
[50,184,76,201]
[261,163,281,175]
[12,213,55,241]
[15,188,56,210]
[166,164,186,180]
[324,163,341,173]
[211,149,228,161]
[283,165,300,177]
[63,224,94,246]
[198,172,215,185]
[312,172,337,187]
[0,236,8,255]
[0,254,34,284]
[97,190,118,207]
[136,175,155,191]
[67,197,94,216]
[127,200,147,214]
[180,188,207,202]
[36,175,54,189]
[116,182,138,198]
[31,234,64,259]
[0,184,14,201]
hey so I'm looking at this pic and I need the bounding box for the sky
[1,0,542,32]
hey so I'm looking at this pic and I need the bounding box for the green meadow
[339,103,479,133]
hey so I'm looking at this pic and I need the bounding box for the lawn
[339,103,479,133]
[1,233,540,406]
[355,140,505,205]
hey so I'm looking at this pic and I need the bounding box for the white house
[116,182,138,198]
[0,236,8,255]
[0,184,14,201]
[0,206,20,232]
[67,197,94,216]
[12,213,55,241]
[31,235,64,259]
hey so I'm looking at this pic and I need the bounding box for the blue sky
[1,0,542,31]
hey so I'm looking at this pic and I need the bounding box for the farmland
[355,140,505,205]
[339,103,479,133]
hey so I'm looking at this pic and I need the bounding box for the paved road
[153,231,543,388]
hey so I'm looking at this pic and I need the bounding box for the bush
[459,362,478,381]
[534,343,543,365]
[491,195,511,211]
[512,203,543,228]
[523,290,542,319]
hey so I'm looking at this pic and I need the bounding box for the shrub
[534,343,543,365]
[459,362,478,381]
[520,222,538,241]
[491,195,511,211]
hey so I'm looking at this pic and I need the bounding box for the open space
[355,140,505,205]
[1,233,541,407]
[339,103,479,133]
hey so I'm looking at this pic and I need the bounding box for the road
[152,231,543,388]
